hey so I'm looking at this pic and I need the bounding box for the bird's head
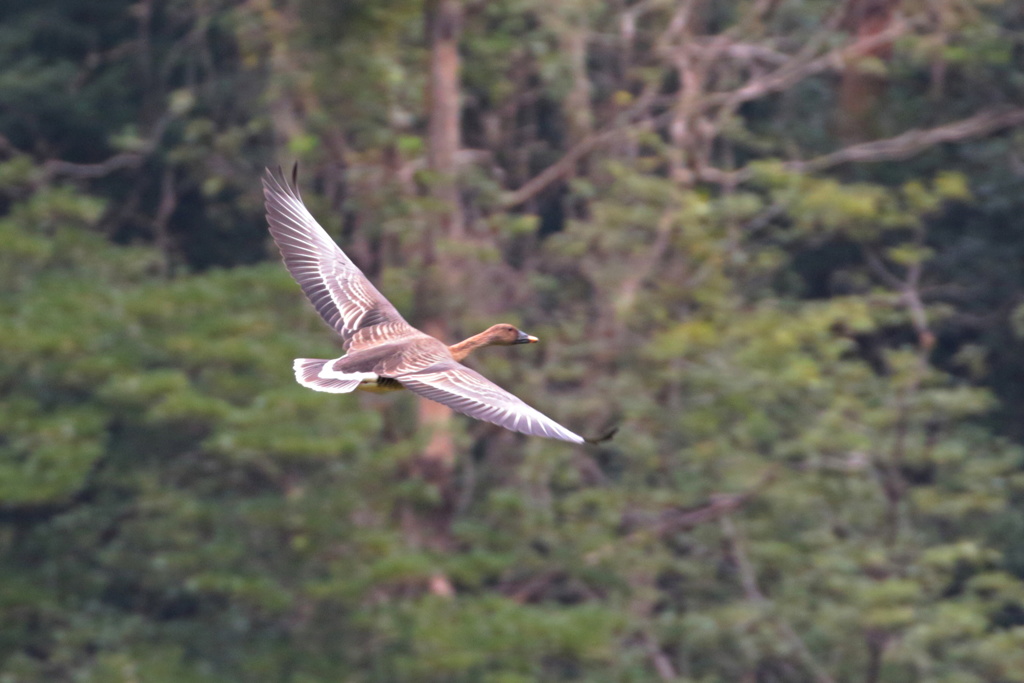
[483,323,539,346]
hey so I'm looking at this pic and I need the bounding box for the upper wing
[397,361,585,444]
[262,167,418,351]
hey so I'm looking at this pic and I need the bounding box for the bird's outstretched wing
[398,361,586,444]
[262,167,419,351]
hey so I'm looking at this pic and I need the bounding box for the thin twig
[866,231,934,544]
[642,630,679,682]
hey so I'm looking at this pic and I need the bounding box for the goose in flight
[263,167,598,444]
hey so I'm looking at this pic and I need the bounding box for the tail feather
[293,358,362,393]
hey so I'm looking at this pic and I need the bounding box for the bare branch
[733,0,786,34]
[653,0,703,56]
[720,516,838,683]
[865,231,935,545]
[699,17,909,113]
[497,134,601,208]
[720,516,765,601]
[498,114,656,209]
[862,248,905,290]
[42,152,146,180]
[152,166,178,276]
[719,41,791,67]
[40,112,172,182]
[502,15,916,201]
[615,209,676,318]
[695,107,1024,187]
[582,467,778,567]
[642,630,678,682]
[900,263,934,352]
[792,107,1024,173]
[499,10,918,207]
[503,569,561,604]
[626,467,778,538]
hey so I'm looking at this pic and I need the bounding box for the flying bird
[263,167,601,444]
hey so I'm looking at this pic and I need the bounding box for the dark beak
[516,331,539,344]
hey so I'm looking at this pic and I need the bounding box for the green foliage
[4,1,1024,681]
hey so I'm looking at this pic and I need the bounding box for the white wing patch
[292,358,362,394]
[318,359,379,383]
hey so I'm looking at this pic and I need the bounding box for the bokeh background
[5,0,1024,680]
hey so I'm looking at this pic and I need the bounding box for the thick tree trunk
[405,0,464,592]
[562,23,593,146]
[418,0,463,472]
[425,0,464,240]
[838,0,899,143]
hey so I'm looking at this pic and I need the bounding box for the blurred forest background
[5,0,1024,681]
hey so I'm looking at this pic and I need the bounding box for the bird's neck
[449,332,492,362]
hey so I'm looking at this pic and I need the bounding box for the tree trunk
[405,0,464,592]
[425,0,464,240]
[562,22,593,146]
[418,0,463,472]
[838,0,899,143]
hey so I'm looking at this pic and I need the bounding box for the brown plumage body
[349,324,537,393]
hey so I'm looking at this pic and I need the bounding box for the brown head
[449,323,538,361]
[480,323,538,346]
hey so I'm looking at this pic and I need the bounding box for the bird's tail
[293,358,363,394]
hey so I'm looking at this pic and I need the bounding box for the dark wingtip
[263,163,300,199]
[584,426,618,445]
